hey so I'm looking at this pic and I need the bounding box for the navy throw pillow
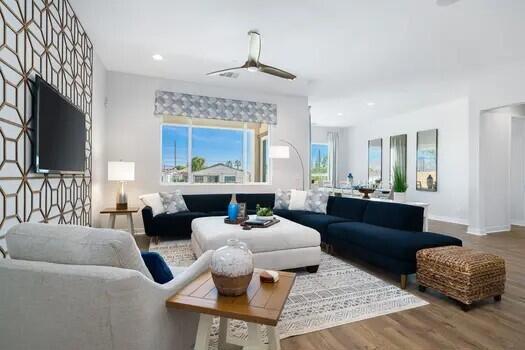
[141,251,174,284]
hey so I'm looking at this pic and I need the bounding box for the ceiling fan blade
[247,31,261,63]
[258,63,296,80]
[206,64,246,76]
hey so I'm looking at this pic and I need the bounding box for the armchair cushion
[141,251,174,284]
[6,223,154,281]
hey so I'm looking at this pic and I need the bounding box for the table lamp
[108,161,135,210]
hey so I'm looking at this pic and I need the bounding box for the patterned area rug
[151,240,428,348]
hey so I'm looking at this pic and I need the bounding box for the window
[311,143,330,185]
[161,117,270,184]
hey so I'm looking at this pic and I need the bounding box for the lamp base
[116,202,128,210]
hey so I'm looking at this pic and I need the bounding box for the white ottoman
[191,215,321,272]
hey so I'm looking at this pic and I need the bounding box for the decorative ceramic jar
[211,239,254,296]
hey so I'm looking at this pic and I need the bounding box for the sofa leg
[306,265,319,273]
[151,236,160,245]
[400,274,408,289]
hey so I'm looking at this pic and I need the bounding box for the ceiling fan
[207,30,296,80]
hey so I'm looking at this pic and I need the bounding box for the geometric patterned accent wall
[0,0,93,238]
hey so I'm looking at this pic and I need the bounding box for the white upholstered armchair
[0,223,212,350]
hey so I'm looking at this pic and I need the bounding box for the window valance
[154,90,277,125]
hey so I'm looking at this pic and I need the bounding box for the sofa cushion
[139,193,165,216]
[327,196,369,221]
[289,189,308,210]
[295,214,349,242]
[273,189,291,209]
[273,209,321,222]
[141,251,174,284]
[153,211,207,237]
[207,211,227,216]
[304,189,330,214]
[237,193,275,211]
[6,222,154,280]
[183,194,231,213]
[363,201,424,231]
[159,190,188,214]
[327,222,462,262]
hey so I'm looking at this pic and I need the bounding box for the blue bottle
[228,193,239,221]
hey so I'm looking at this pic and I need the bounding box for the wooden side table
[166,269,296,350]
[100,207,139,235]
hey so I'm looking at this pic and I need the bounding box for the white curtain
[327,132,339,187]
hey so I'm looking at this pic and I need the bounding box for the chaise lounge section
[142,193,462,288]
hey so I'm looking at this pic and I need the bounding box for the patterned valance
[154,90,277,125]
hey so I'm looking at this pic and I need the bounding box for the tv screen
[34,76,86,174]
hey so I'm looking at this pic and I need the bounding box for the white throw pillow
[6,223,154,281]
[139,193,165,216]
[159,190,188,214]
[288,189,308,210]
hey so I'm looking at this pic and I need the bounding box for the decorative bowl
[256,215,274,221]
[358,188,375,199]
[211,239,254,296]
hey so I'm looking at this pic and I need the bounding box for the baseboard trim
[467,224,511,235]
[511,220,525,227]
[428,215,468,226]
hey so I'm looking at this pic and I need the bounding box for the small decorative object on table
[358,187,375,199]
[392,164,408,203]
[260,270,280,283]
[237,202,247,220]
[211,239,254,296]
[255,204,274,221]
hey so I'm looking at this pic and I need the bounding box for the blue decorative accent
[228,203,239,221]
[141,252,174,284]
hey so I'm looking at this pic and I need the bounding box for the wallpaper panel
[0,0,93,238]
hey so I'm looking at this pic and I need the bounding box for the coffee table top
[166,269,296,326]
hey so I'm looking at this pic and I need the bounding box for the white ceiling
[70,0,525,127]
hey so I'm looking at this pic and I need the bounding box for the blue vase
[228,194,239,221]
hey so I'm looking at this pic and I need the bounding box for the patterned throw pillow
[304,189,329,214]
[159,190,188,214]
[274,189,291,209]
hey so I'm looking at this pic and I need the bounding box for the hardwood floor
[280,222,525,350]
[137,221,525,349]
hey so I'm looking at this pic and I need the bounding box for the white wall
[345,98,470,224]
[91,53,108,228]
[99,71,309,228]
[510,117,525,226]
[468,62,525,234]
[480,112,512,232]
[311,126,349,184]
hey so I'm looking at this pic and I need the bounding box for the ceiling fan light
[247,66,258,72]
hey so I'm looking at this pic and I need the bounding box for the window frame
[310,142,331,184]
[160,120,272,185]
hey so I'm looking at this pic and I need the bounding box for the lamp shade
[269,146,290,159]
[108,161,135,181]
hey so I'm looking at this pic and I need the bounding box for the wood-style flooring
[137,221,525,349]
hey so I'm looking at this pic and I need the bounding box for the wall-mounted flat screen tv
[34,76,86,174]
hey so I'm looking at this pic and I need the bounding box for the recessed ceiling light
[337,112,343,117]
[152,54,163,61]
[367,102,376,107]
[436,0,460,7]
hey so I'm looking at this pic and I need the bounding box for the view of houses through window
[311,143,330,185]
[161,116,270,184]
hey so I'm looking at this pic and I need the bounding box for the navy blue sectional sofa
[142,193,461,288]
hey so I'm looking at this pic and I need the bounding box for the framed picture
[237,203,247,219]
[368,138,382,185]
[416,129,438,191]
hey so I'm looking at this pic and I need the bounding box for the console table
[100,207,139,235]
[166,269,295,350]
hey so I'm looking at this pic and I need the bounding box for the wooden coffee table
[166,269,296,350]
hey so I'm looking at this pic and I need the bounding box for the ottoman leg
[400,274,408,289]
[494,295,502,302]
[306,265,319,273]
[461,303,472,312]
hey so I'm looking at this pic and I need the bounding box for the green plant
[392,165,408,192]
[256,204,273,216]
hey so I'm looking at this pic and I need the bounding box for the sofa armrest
[160,250,214,295]
[142,206,155,236]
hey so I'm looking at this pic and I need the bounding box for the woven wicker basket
[417,246,505,307]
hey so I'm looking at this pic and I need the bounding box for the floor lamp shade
[108,161,135,209]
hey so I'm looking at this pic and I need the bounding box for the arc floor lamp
[269,139,305,190]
